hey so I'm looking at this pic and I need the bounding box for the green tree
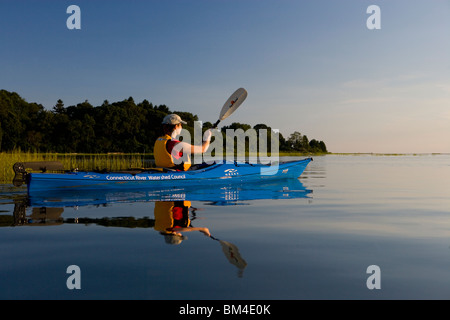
[309,139,328,153]
[319,140,327,152]
[53,99,65,114]
[287,131,303,151]
[222,122,252,132]
[0,90,329,154]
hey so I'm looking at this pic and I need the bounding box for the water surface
[1,155,449,299]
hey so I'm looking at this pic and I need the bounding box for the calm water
[1,154,449,300]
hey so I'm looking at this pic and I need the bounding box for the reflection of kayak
[26,158,312,193]
[27,178,312,208]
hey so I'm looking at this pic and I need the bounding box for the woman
[153,114,212,170]
[154,200,210,245]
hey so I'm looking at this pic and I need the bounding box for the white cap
[162,114,187,125]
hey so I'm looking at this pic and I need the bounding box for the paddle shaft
[212,119,221,129]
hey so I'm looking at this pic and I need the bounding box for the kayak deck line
[19,158,313,193]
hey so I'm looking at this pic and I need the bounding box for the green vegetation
[0,151,149,182]
[0,89,328,154]
[0,89,329,182]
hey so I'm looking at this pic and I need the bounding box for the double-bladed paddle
[210,234,248,277]
[212,88,248,128]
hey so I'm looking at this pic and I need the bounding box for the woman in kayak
[154,114,212,171]
[154,200,210,245]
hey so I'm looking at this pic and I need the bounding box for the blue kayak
[26,158,312,193]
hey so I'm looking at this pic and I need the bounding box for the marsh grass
[0,151,152,183]
[1,150,326,183]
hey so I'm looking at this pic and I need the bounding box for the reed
[0,151,152,183]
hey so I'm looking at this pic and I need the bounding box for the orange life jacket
[153,134,191,171]
[154,201,192,233]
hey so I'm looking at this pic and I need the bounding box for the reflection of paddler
[154,201,247,277]
[154,201,210,245]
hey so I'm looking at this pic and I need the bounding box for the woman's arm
[173,130,212,155]
[169,227,211,237]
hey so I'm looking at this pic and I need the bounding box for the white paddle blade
[219,88,248,121]
[219,240,248,272]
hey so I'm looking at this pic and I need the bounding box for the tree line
[0,89,327,154]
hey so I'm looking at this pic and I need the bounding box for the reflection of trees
[65,216,155,228]
[5,199,247,277]
[3,199,156,228]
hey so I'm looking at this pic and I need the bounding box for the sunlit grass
[0,151,152,183]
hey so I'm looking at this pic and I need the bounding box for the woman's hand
[200,228,211,237]
[203,129,212,142]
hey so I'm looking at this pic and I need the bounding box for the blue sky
[1,0,449,153]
